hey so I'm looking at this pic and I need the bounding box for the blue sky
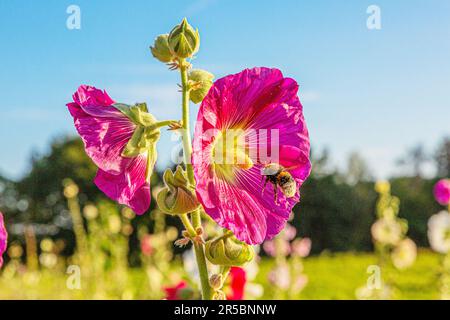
[0,0,449,180]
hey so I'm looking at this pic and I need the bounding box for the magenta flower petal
[73,84,115,108]
[67,86,136,174]
[67,85,151,214]
[434,179,450,206]
[0,212,7,268]
[192,67,311,244]
[94,156,150,215]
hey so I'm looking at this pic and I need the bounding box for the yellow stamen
[211,130,253,182]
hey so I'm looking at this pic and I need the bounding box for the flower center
[211,130,253,182]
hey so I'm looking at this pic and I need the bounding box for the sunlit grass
[258,250,440,299]
[0,250,441,300]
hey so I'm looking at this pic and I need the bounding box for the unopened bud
[156,166,200,215]
[150,34,174,63]
[205,232,254,267]
[209,274,223,290]
[168,18,200,59]
[212,290,227,300]
[188,69,214,104]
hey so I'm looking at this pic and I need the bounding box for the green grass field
[257,250,441,300]
[0,250,442,300]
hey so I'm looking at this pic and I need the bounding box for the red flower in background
[164,281,188,300]
[227,267,247,300]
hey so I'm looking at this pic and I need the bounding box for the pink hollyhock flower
[227,267,247,300]
[282,223,297,241]
[164,281,188,300]
[0,212,7,268]
[192,67,311,244]
[263,238,291,257]
[67,85,151,214]
[262,240,276,257]
[434,179,450,206]
[291,237,312,258]
[268,263,290,289]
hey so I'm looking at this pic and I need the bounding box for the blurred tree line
[0,136,449,257]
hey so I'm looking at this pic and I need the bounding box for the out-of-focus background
[0,0,449,299]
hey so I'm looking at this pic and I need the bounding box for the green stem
[178,58,212,300]
[153,119,178,128]
[180,62,195,185]
[193,241,212,299]
[179,213,196,236]
[67,196,88,259]
[150,120,179,129]
[220,266,231,282]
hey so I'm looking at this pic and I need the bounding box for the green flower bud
[205,232,254,267]
[156,166,200,215]
[150,34,174,63]
[212,290,226,300]
[168,18,200,59]
[189,69,214,104]
[209,274,223,290]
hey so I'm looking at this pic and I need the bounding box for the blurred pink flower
[0,212,7,268]
[434,179,450,206]
[192,67,311,244]
[268,264,290,289]
[140,235,153,256]
[227,267,247,300]
[282,224,297,241]
[262,240,276,257]
[67,85,151,214]
[291,237,312,258]
[292,274,308,293]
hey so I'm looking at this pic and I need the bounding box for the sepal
[205,232,254,266]
[156,166,200,215]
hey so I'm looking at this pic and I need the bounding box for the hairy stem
[178,58,212,300]
[179,213,196,236]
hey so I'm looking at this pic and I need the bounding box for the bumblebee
[261,163,297,203]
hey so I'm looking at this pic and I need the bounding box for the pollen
[211,129,253,182]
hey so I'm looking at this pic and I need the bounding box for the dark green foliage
[293,174,376,253]
[390,177,442,247]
